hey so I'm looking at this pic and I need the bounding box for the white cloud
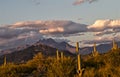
[88,19,120,37]
[88,19,120,32]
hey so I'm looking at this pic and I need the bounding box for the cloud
[0,26,38,39]
[82,37,113,46]
[33,0,40,5]
[39,27,64,34]
[0,20,88,50]
[1,19,119,50]
[63,33,84,37]
[94,29,114,36]
[83,37,111,45]
[88,19,120,32]
[78,19,120,47]
[0,21,45,50]
[0,38,7,45]
[73,0,97,5]
[0,30,44,50]
[0,27,25,39]
[53,38,70,43]
[83,34,120,46]
[38,21,88,36]
[73,0,84,5]
[87,19,120,37]
[12,20,87,36]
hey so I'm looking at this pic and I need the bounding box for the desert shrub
[46,57,76,77]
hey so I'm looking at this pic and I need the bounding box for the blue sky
[0,0,120,48]
[0,0,120,25]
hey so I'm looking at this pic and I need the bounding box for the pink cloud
[73,0,97,5]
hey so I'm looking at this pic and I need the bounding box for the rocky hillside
[0,43,73,64]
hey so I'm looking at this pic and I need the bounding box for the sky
[0,0,119,25]
[0,0,120,49]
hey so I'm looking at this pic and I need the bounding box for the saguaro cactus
[60,52,63,62]
[56,49,59,60]
[76,42,84,77]
[92,42,99,57]
[93,42,97,52]
[112,39,118,50]
[4,55,6,66]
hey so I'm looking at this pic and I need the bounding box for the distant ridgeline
[0,39,120,64]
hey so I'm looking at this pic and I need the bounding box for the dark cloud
[63,33,84,37]
[38,21,88,36]
[1,19,120,50]
[83,39,111,45]
[94,29,114,36]
[0,27,18,39]
[11,20,88,36]
[0,20,88,50]
[54,38,70,43]
[83,34,120,46]
[0,30,44,50]
[0,26,39,39]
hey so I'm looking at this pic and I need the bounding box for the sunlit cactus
[76,42,84,77]
[92,42,99,57]
[60,52,63,62]
[3,55,7,66]
[56,50,64,62]
[56,49,59,60]
[112,39,118,51]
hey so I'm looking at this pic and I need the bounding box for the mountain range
[22,38,120,54]
[1,38,120,56]
[0,38,120,64]
[0,41,73,64]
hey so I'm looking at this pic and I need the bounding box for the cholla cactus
[76,42,84,77]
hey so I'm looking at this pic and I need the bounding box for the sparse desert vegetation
[0,47,120,77]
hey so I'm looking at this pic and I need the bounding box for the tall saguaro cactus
[61,52,63,62]
[76,42,81,72]
[76,42,84,77]
[93,42,97,52]
[112,39,118,50]
[56,49,59,60]
[4,55,6,66]
[92,42,99,57]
